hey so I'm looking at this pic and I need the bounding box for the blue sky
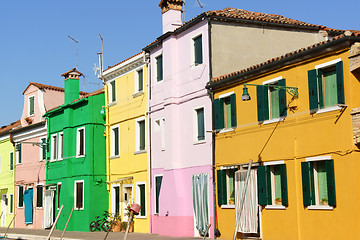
[0,0,358,127]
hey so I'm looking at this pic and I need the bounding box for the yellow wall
[214,48,360,240]
[105,62,149,233]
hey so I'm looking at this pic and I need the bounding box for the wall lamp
[241,83,299,101]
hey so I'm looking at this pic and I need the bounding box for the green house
[44,69,108,231]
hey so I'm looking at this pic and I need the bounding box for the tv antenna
[196,0,203,13]
[68,35,79,69]
[94,34,104,84]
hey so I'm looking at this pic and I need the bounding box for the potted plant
[121,204,134,232]
[275,198,282,205]
[320,198,328,205]
[112,215,122,232]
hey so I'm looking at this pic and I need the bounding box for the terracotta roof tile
[0,120,21,135]
[104,52,142,72]
[24,82,88,96]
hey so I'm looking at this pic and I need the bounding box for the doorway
[122,184,132,222]
[112,185,120,217]
[1,194,7,227]
[192,173,210,237]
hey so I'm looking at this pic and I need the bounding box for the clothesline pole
[47,205,63,240]
[60,205,74,240]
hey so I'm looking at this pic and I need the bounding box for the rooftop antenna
[68,35,79,69]
[196,0,203,13]
[183,0,186,22]
[94,34,105,85]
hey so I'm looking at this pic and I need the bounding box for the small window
[16,143,22,164]
[111,126,120,157]
[136,183,146,217]
[113,186,120,217]
[28,96,35,116]
[36,185,43,208]
[217,168,237,206]
[193,35,203,66]
[136,68,144,92]
[156,55,163,82]
[9,151,14,171]
[76,128,85,157]
[194,107,205,142]
[108,80,117,104]
[18,185,24,208]
[154,119,165,150]
[51,134,57,161]
[74,181,84,210]
[136,119,146,152]
[8,194,13,214]
[58,133,63,160]
[214,93,237,130]
[57,183,62,209]
[40,138,47,161]
[154,175,163,214]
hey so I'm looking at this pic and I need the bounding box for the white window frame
[9,151,14,171]
[28,95,35,116]
[155,53,163,83]
[110,125,120,158]
[263,160,286,210]
[108,80,117,105]
[15,144,21,165]
[193,106,206,144]
[74,180,84,210]
[76,127,85,158]
[219,166,238,209]
[50,134,57,162]
[17,185,24,208]
[40,137,47,161]
[262,76,285,125]
[135,181,147,218]
[218,91,235,132]
[134,67,144,94]
[58,132,63,160]
[135,117,146,154]
[36,184,44,209]
[8,193,13,214]
[191,33,203,67]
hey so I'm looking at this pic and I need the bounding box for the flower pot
[113,222,121,232]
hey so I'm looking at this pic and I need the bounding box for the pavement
[0,227,205,240]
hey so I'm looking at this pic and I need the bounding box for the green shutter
[336,61,345,104]
[280,164,288,206]
[214,98,224,130]
[9,194,13,214]
[157,55,163,81]
[140,184,146,216]
[139,121,145,150]
[37,186,43,208]
[326,160,336,207]
[155,176,163,213]
[18,143,22,164]
[9,152,14,171]
[19,186,24,208]
[194,35,203,65]
[29,96,34,115]
[317,69,324,108]
[257,166,270,205]
[301,162,312,206]
[308,69,319,112]
[217,170,227,206]
[278,79,287,117]
[230,94,237,128]
[111,81,116,102]
[197,108,205,141]
[257,85,269,122]
[114,128,119,156]
[138,69,144,92]
[229,168,237,202]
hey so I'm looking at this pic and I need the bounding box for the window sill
[135,215,147,219]
[193,139,206,145]
[109,155,120,160]
[134,150,147,155]
[76,155,85,159]
[219,128,235,134]
[316,106,343,114]
[50,159,57,162]
[263,117,285,125]
[307,205,334,210]
[221,205,235,209]
[108,101,117,107]
[133,91,144,98]
[74,208,84,211]
[265,205,286,210]
[191,63,203,68]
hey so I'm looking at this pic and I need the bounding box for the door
[192,173,210,237]
[1,194,7,227]
[112,185,120,217]
[24,188,33,224]
[122,185,132,222]
[42,188,55,228]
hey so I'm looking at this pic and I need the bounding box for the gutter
[44,98,89,117]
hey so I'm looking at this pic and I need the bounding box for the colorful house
[102,52,150,232]
[143,0,338,238]
[206,32,360,239]
[0,120,21,228]
[11,82,65,229]
[44,69,108,232]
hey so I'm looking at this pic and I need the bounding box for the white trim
[58,133,63,160]
[220,205,235,209]
[218,91,234,99]
[134,66,145,94]
[122,184,133,221]
[103,53,144,79]
[306,155,331,162]
[36,184,44,209]
[154,174,163,214]
[40,137,47,161]
[154,119,166,151]
[8,193,13,214]
[262,117,285,125]
[12,124,47,143]
[135,181,147,218]
[0,134,10,142]
[50,134,57,162]
[76,127,85,158]
[315,58,341,69]
[219,128,235,133]
[38,90,46,121]
[316,106,342,114]
[110,125,120,158]
[74,180,84,210]
[307,205,334,210]
[265,205,286,210]
[108,80,117,105]
[27,95,35,117]
[135,117,146,152]
[262,76,283,85]
[264,160,285,166]
[193,106,206,143]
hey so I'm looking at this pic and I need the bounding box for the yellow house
[206,32,360,240]
[102,52,149,232]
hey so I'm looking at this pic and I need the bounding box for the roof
[159,0,183,7]
[104,52,142,72]
[23,82,88,96]
[0,120,21,136]
[61,68,84,78]
[207,31,360,89]
[144,7,343,51]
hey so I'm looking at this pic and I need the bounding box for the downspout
[45,116,50,186]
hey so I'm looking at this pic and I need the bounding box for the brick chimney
[61,68,83,104]
[159,0,184,34]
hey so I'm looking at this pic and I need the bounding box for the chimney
[159,0,184,34]
[61,68,83,104]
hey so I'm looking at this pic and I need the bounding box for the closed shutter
[230,94,237,128]
[111,81,116,102]
[301,162,312,206]
[9,152,14,170]
[113,128,119,156]
[139,184,146,216]
[336,61,345,104]
[278,79,287,117]
[280,164,288,206]
[194,35,203,65]
[29,96,34,115]
[326,160,336,206]
[155,176,163,213]
[197,108,205,141]
[138,69,144,92]
[217,170,227,206]
[18,143,22,164]
[139,121,145,151]
[256,85,269,122]
[257,166,270,205]
[37,186,43,208]
[308,69,319,111]
[214,98,224,130]
[157,55,163,81]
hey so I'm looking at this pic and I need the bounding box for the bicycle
[89,211,111,232]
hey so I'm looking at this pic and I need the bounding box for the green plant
[275,198,282,202]
[125,204,133,222]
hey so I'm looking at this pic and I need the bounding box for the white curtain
[43,189,54,229]
[235,170,258,233]
[192,173,210,236]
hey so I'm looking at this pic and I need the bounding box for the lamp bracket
[244,83,299,98]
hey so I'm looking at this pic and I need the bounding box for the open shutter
[279,164,288,206]
[257,166,270,205]
[214,98,224,130]
[217,170,227,206]
[230,94,237,128]
[301,162,312,206]
[317,68,324,108]
[257,85,269,122]
[326,160,336,207]
[336,61,345,104]
[278,79,287,117]
[308,69,319,112]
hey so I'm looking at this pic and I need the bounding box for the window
[50,134,57,161]
[18,185,24,208]
[110,125,120,157]
[16,143,22,164]
[193,35,203,66]
[112,185,120,217]
[156,54,163,82]
[57,183,61,209]
[217,168,237,206]
[155,119,165,150]
[194,107,205,142]
[154,175,163,214]
[74,180,84,210]
[40,138,47,161]
[136,68,144,92]
[257,163,288,207]
[76,128,85,157]
[136,118,146,152]
[9,151,14,171]
[36,185,43,208]
[58,133,63,160]
[28,96,35,116]
[108,80,117,104]
[257,78,287,122]
[136,183,146,217]
[214,93,237,130]
[8,194,13,214]
[301,158,336,208]
[308,60,344,112]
